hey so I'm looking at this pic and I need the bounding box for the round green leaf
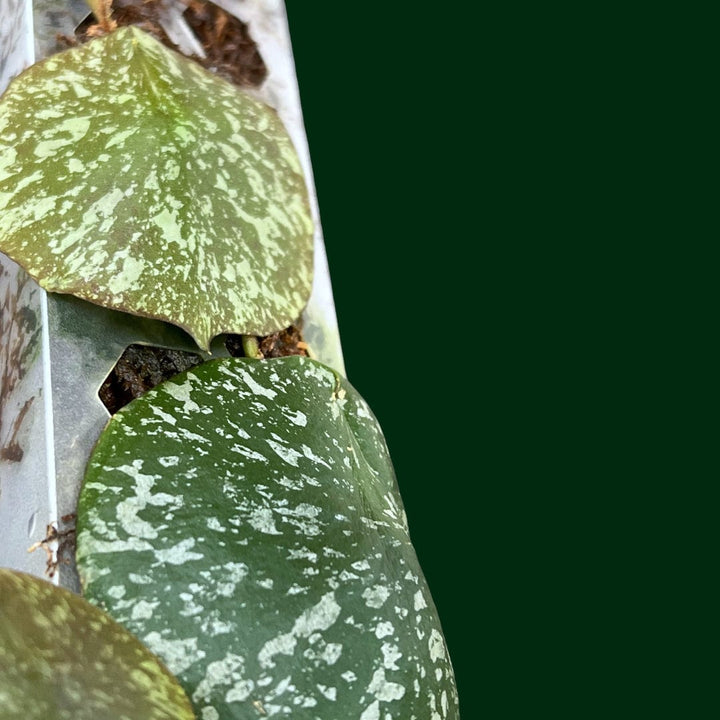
[0,26,313,351]
[0,568,195,720]
[76,357,458,719]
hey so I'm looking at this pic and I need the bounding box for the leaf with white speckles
[0,26,313,351]
[76,357,459,719]
[0,568,195,720]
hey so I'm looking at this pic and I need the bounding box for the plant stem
[85,0,117,31]
[241,335,263,359]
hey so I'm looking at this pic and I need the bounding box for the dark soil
[182,0,267,87]
[73,0,267,88]
[99,344,203,414]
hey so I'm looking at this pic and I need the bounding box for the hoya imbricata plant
[0,11,458,720]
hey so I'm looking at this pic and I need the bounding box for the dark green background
[286,7,665,718]
[285,6,471,715]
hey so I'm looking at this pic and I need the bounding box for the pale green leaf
[0,568,195,720]
[76,357,459,719]
[0,26,313,351]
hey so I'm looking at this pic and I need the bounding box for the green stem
[241,335,263,359]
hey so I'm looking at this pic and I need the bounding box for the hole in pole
[98,344,203,415]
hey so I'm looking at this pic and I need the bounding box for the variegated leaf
[0,568,195,720]
[0,26,313,351]
[76,357,459,719]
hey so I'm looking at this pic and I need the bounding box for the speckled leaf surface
[0,26,313,351]
[76,357,458,719]
[0,568,195,720]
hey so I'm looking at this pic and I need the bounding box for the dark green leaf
[77,357,458,719]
